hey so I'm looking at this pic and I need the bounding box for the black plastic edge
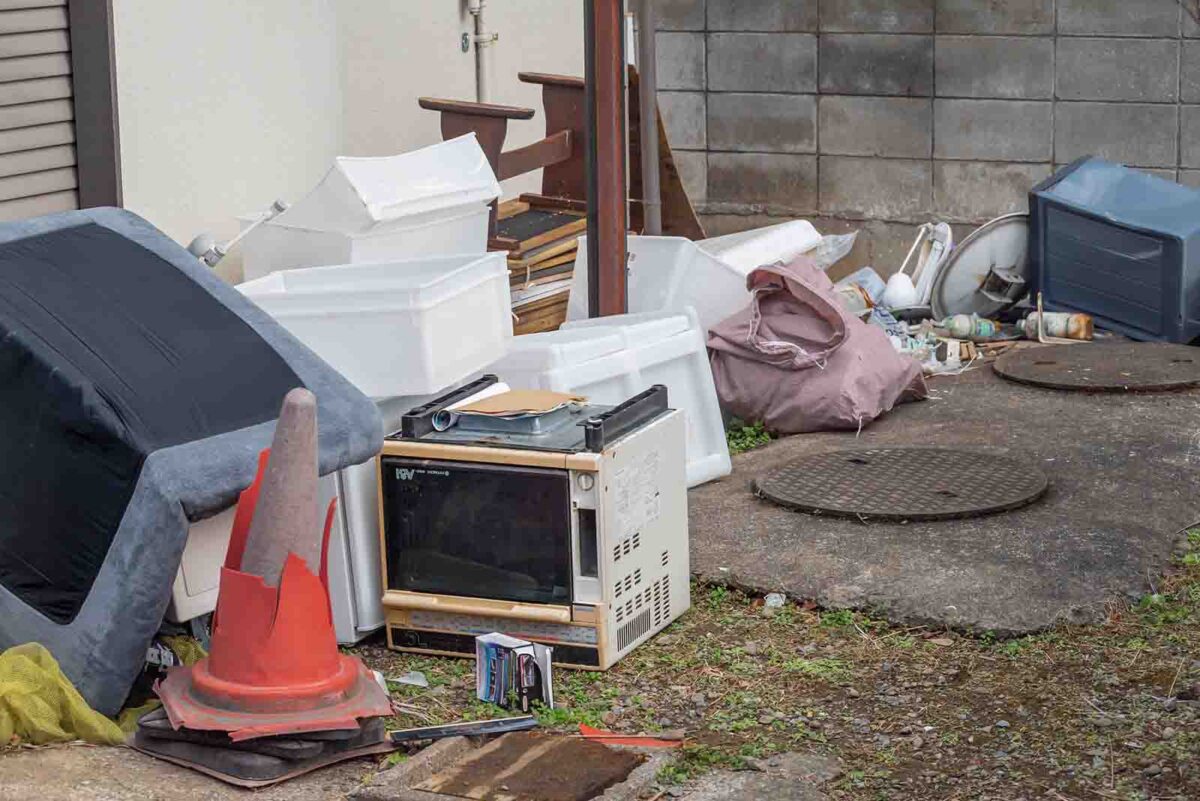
[397,374,500,439]
[582,384,668,452]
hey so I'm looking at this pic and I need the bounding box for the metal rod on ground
[633,0,661,235]
[584,0,629,318]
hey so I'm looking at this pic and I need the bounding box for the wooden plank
[506,237,581,272]
[509,216,587,259]
[0,75,68,106]
[0,185,73,220]
[0,120,72,153]
[518,193,588,213]
[0,7,67,34]
[0,52,70,83]
[496,199,530,221]
[514,298,569,335]
[0,97,70,129]
[509,250,576,275]
[0,142,72,177]
[0,29,66,57]
[0,163,73,199]
[417,96,534,120]
[518,71,585,90]
[497,129,572,181]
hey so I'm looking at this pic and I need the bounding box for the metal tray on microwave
[392,375,670,454]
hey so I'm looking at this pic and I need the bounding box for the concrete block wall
[655,0,1200,276]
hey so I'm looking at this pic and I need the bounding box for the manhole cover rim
[994,342,1200,393]
[754,446,1049,522]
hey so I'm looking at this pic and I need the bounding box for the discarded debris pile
[134,389,394,787]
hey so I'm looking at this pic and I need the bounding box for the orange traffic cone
[155,388,392,741]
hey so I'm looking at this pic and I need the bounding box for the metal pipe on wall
[467,0,497,102]
[633,0,661,235]
[584,0,629,318]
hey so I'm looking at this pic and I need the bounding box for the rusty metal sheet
[418,732,643,801]
[754,447,1048,522]
[994,342,1200,392]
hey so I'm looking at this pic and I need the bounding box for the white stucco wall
[112,1,341,281]
[111,1,584,281]
[338,1,585,198]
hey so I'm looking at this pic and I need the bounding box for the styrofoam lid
[697,220,822,272]
[271,134,501,234]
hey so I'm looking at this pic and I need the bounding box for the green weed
[726,420,772,455]
[820,609,855,628]
[779,657,851,683]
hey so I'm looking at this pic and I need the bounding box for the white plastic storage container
[567,224,821,333]
[238,253,512,398]
[489,308,731,487]
[240,134,501,281]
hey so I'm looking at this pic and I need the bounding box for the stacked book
[494,200,586,335]
[475,632,555,713]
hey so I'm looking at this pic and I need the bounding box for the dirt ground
[362,528,1200,801]
[2,537,1195,800]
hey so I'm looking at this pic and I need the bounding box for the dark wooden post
[584,0,628,317]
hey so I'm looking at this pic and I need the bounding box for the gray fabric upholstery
[0,208,382,715]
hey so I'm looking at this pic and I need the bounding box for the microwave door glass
[382,458,572,605]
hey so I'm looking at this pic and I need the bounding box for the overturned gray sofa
[0,208,382,715]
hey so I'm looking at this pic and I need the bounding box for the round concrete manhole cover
[754,447,1048,522]
[994,342,1200,392]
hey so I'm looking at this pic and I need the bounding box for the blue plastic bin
[1029,157,1200,343]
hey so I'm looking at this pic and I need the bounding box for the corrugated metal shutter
[0,0,77,222]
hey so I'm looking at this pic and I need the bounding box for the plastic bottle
[1023,312,1093,341]
[940,314,1001,341]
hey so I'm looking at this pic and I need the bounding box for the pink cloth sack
[707,255,927,434]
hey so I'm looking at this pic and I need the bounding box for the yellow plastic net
[0,643,124,746]
[0,636,209,744]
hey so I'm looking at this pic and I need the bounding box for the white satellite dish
[930,213,1029,320]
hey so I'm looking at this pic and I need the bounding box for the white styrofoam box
[238,253,512,398]
[489,307,731,487]
[697,219,822,273]
[240,133,500,281]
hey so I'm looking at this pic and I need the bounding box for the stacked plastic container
[171,134,510,644]
[488,308,732,488]
[566,221,822,332]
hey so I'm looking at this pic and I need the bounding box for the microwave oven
[378,379,691,669]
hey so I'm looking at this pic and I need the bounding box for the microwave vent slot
[617,608,652,652]
[613,544,622,562]
[624,575,633,593]
[661,550,669,567]
[614,580,623,599]
[633,532,641,550]
[652,575,671,628]
[633,568,642,585]
[622,539,632,556]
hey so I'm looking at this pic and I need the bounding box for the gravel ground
[357,529,1200,801]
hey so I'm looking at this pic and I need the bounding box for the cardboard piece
[455,389,586,417]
